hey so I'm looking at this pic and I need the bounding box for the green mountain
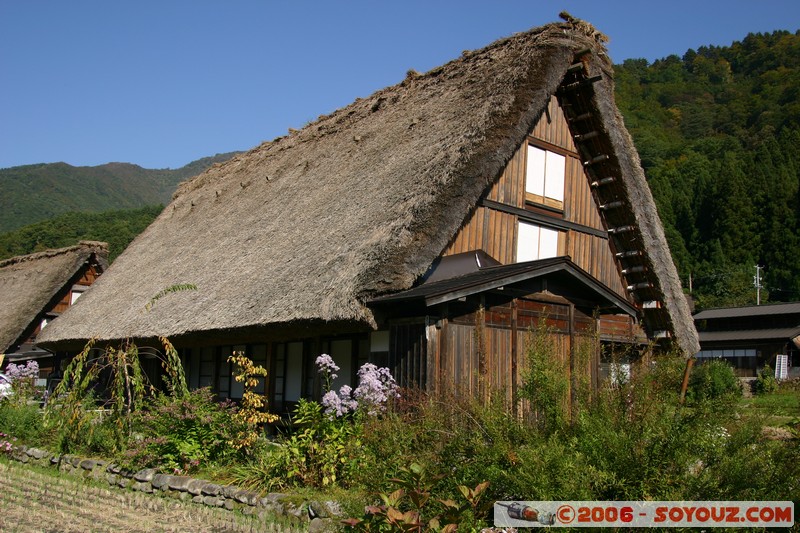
[615,30,800,306]
[0,153,239,233]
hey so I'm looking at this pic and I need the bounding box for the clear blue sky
[1,1,798,170]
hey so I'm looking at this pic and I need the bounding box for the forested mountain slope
[0,153,238,233]
[615,30,800,307]
[0,205,162,262]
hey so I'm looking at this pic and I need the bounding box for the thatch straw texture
[38,20,699,355]
[591,79,700,356]
[0,242,108,353]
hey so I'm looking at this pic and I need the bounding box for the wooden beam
[615,250,641,259]
[559,75,603,92]
[480,199,609,239]
[591,176,616,188]
[608,225,634,235]
[599,200,624,211]
[621,265,647,275]
[573,130,600,142]
[568,111,593,123]
[583,154,610,166]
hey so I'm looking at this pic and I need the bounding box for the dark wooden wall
[428,292,600,406]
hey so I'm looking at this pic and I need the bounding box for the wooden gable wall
[444,96,626,299]
[51,265,101,315]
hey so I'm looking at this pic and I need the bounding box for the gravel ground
[0,461,301,533]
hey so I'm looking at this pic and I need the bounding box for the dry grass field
[0,461,301,533]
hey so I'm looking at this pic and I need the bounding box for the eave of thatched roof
[554,54,699,356]
[0,241,108,354]
[37,18,699,356]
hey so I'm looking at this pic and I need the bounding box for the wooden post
[511,299,518,411]
[438,303,449,394]
[679,357,695,405]
[568,302,576,424]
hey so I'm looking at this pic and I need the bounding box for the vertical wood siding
[442,96,626,301]
[52,265,101,314]
[486,143,526,208]
[436,295,600,407]
[531,96,579,152]
[566,232,626,295]
[389,323,427,389]
[563,155,604,230]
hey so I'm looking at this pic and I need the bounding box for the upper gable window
[526,144,565,209]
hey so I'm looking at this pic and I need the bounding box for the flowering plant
[353,363,399,416]
[4,360,39,382]
[3,360,41,401]
[315,353,339,391]
[0,432,16,455]
[316,354,399,418]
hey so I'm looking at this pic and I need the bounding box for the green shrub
[753,365,779,395]
[42,388,122,455]
[343,462,491,532]
[519,322,570,434]
[228,398,363,491]
[0,400,45,443]
[686,359,741,403]
[120,387,243,474]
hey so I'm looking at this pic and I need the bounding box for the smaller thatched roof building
[0,241,108,363]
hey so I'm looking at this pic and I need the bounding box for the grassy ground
[739,387,800,427]
[0,459,302,533]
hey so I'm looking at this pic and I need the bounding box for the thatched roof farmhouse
[38,18,698,405]
[0,241,108,369]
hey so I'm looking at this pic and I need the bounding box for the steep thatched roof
[38,19,699,356]
[0,241,108,354]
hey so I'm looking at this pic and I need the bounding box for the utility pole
[753,265,763,305]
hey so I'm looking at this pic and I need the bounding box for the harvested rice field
[0,461,300,533]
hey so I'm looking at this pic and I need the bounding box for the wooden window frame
[524,138,581,213]
[516,221,561,262]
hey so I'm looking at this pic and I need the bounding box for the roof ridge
[173,20,608,202]
[0,241,109,269]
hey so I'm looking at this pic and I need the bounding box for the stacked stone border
[6,444,341,532]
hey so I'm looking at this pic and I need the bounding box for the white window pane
[525,145,546,196]
[544,151,565,201]
[516,222,540,262]
[539,226,559,258]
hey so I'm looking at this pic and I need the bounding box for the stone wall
[7,444,341,533]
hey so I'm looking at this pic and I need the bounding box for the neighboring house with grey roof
[37,17,698,412]
[0,241,108,378]
[694,302,800,377]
